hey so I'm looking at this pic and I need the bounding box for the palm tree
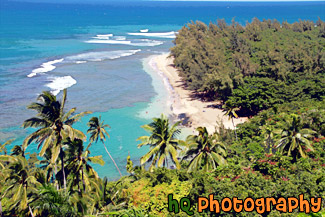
[182,127,227,172]
[0,139,14,155]
[11,145,26,157]
[22,89,91,190]
[2,156,40,216]
[137,114,184,172]
[222,103,240,140]
[39,149,60,189]
[87,116,122,177]
[259,124,275,154]
[31,184,73,217]
[126,154,134,174]
[0,139,17,169]
[0,139,17,216]
[274,114,316,159]
[86,177,110,215]
[65,138,104,193]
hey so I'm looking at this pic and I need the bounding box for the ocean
[0,0,324,179]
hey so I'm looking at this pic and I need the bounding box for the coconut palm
[87,116,122,177]
[86,177,110,215]
[126,154,134,174]
[222,103,240,140]
[274,114,316,159]
[11,145,26,157]
[2,156,40,216]
[31,184,74,217]
[65,138,104,193]
[39,149,60,189]
[259,124,275,154]
[0,139,17,216]
[22,89,91,190]
[137,114,184,172]
[182,127,227,172]
[0,139,14,155]
[0,139,17,169]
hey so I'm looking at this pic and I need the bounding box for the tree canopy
[171,18,325,115]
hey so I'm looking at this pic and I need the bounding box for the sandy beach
[151,53,248,134]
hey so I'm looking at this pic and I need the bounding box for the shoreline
[149,53,248,134]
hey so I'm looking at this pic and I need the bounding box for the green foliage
[171,19,325,115]
[137,114,185,171]
[87,116,122,177]
[298,210,325,217]
[117,168,192,217]
[182,127,227,172]
[126,154,134,174]
[1,95,324,216]
[31,184,75,216]
[274,113,316,159]
[106,208,154,217]
[22,89,91,191]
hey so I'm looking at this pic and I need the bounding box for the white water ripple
[127,31,177,38]
[66,49,141,62]
[27,58,64,77]
[46,76,77,96]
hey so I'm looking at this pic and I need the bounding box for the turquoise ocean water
[1,0,324,180]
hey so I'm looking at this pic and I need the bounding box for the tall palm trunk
[82,169,86,191]
[56,129,66,191]
[29,205,34,217]
[102,142,122,177]
[0,199,2,216]
[54,163,59,190]
[232,118,238,141]
[60,147,67,191]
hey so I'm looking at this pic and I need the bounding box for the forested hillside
[171,18,325,115]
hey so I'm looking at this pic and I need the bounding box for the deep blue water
[0,0,324,179]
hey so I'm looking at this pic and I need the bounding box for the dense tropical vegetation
[171,18,325,116]
[1,95,324,216]
[137,114,184,172]
[1,18,325,216]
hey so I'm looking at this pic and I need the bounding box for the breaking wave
[27,58,64,77]
[85,39,132,44]
[85,39,163,47]
[127,31,176,38]
[45,76,77,96]
[66,49,141,62]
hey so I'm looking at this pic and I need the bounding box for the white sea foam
[75,61,87,64]
[85,38,163,47]
[97,34,113,37]
[85,39,132,44]
[27,58,64,77]
[66,49,141,62]
[127,31,177,38]
[46,76,77,96]
[140,29,149,33]
[92,36,109,40]
[91,34,113,40]
[114,36,126,41]
[131,39,164,47]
